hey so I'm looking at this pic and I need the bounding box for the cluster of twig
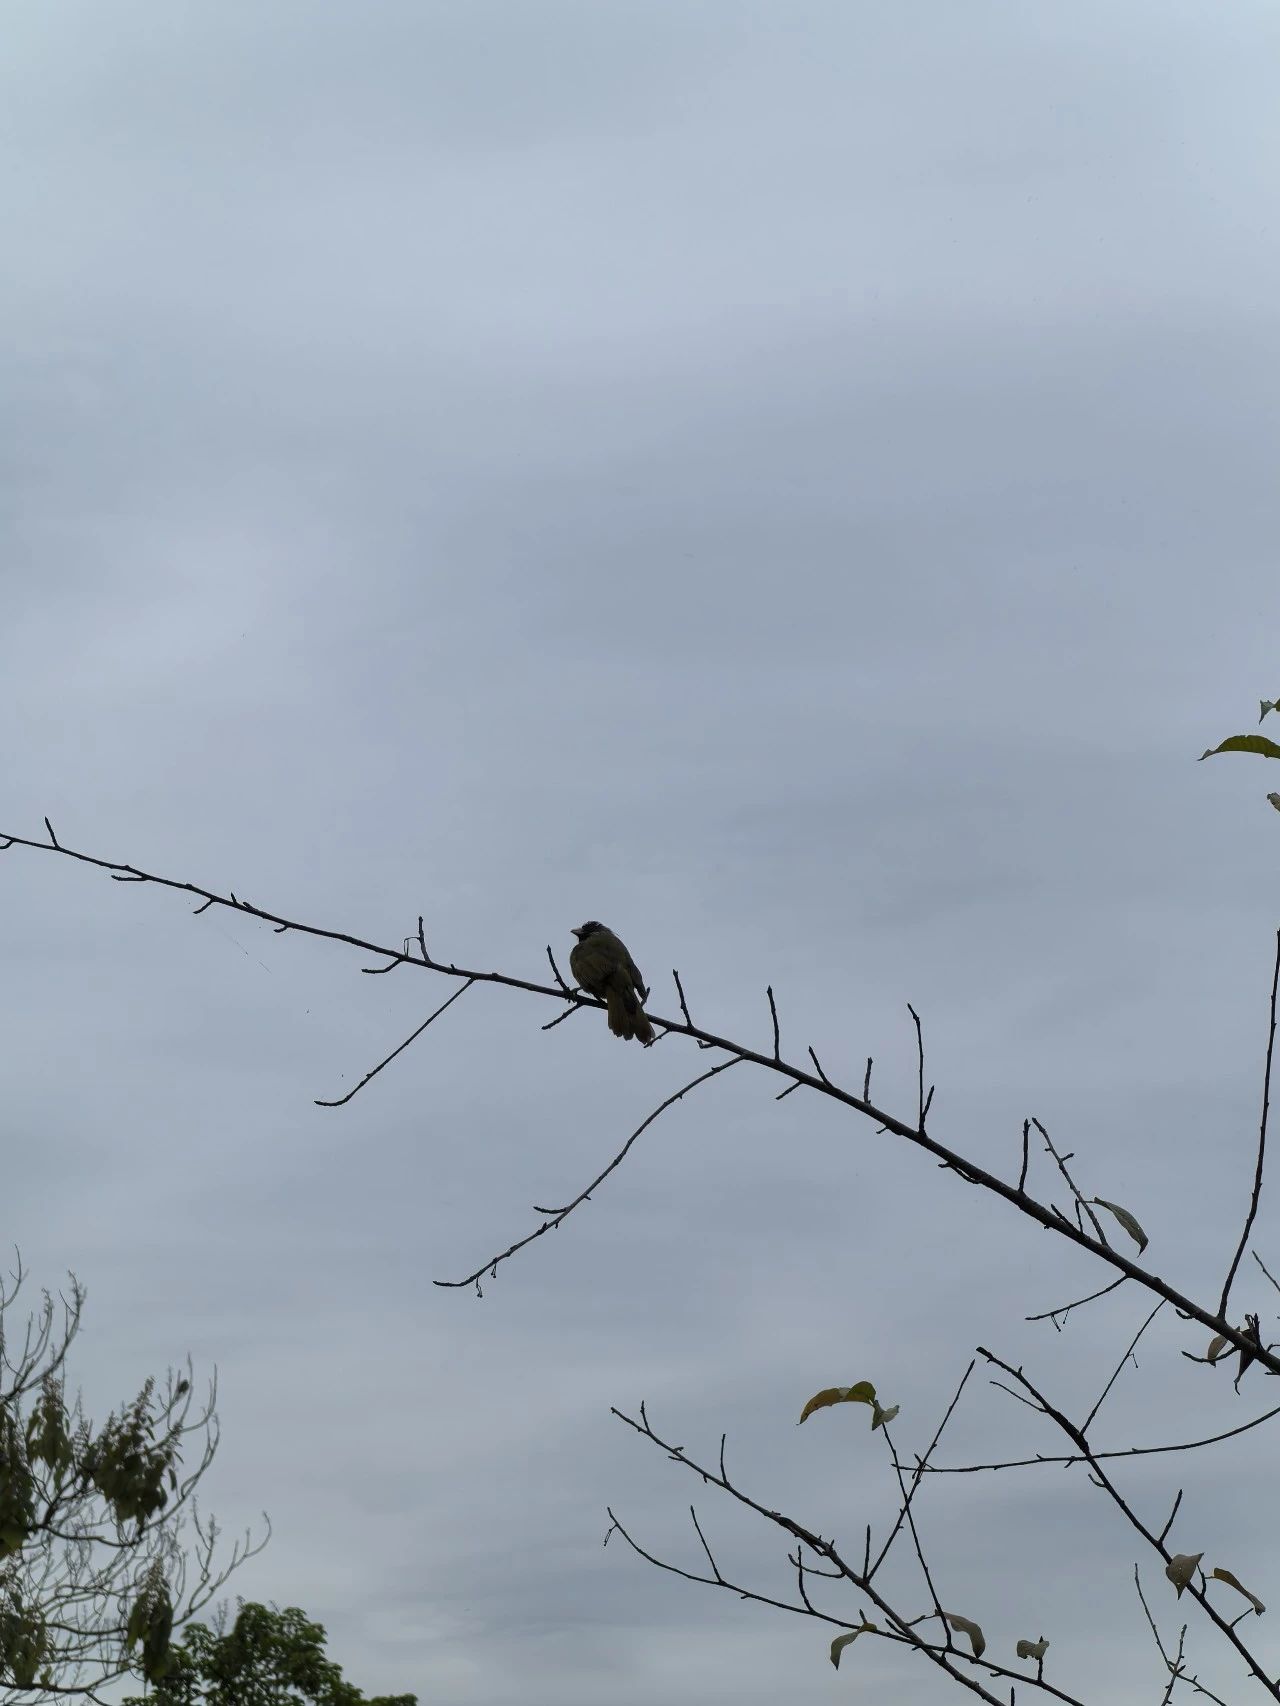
[4,820,1279,1701]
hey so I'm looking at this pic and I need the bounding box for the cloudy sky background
[4,3,1280,1700]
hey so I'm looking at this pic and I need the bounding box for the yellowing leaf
[829,1633,857,1669]
[946,1613,986,1658]
[1091,1198,1149,1253]
[1016,1636,1049,1661]
[799,1381,876,1424]
[1166,1553,1203,1597]
[1199,735,1280,762]
[1206,1334,1231,1363]
[871,1402,900,1432]
[1212,1567,1265,1615]
[829,1620,877,1668]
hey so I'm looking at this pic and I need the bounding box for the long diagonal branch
[977,1348,1277,1699]
[2,825,1276,1374]
[609,1401,1088,1706]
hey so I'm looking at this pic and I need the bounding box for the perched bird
[570,921,654,1046]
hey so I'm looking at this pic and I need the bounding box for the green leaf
[1199,735,1280,762]
[799,1381,876,1424]
[1212,1566,1265,1615]
[1091,1198,1149,1253]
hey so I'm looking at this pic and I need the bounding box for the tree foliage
[0,1265,264,1698]
[120,1601,416,1706]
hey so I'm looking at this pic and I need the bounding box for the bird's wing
[623,951,647,999]
[570,937,615,997]
[568,940,592,990]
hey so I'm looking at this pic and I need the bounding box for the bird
[569,921,654,1046]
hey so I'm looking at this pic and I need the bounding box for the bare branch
[1082,1299,1164,1432]
[434,1057,743,1289]
[908,1003,926,1129]
[610,1402,1088,1706]
[1031,1119,1109,1246]
[912,1394,1280,1475]
[546,945,572,993]
[672,968,714,1050]
[1026,1275,1127,1327]
[976,1348,1279,1698]
[1253,1250,1280,1297]
[869,1360,975,1582]
[1219,927,1280,1319]
[3,827,1277,1375]
[314,980,475,1107]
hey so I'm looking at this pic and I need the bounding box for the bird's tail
[606,986,655,1046]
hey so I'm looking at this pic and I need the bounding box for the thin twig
[546,945,572,993]
[1157,1488,1183,1548]
[807,1045,830,1085]
[908,1004,926,1129]
[314,981,475,1107]
[1026,1275,1127,1326]
[610,1402,1088,1706]
[1032,1118,1109,1245]
[1082,1299,1164,1432]
[906,1396,1280,1475]
[434,1058,743,1288]
[1219,928,1280,1319]
[673,968,714,1049]
[541,1002,583,1033]
[870,1361,975,1581]
[978,1349,1279,1700]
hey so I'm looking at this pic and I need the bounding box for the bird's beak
[571,927,585,939]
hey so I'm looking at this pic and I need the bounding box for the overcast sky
[3,4,1280,1702]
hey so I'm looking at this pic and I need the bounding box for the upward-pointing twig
[1219,927,1280,1320]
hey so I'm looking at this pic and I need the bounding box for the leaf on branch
[1016,1636,1049,1661]
[1166,1553,1203,1597]
[1211,1567,1265,1615]
[799,1381,876,1425]
[1206,1333,1232,1363]
[946,1613,986,1659]
[1090,1198,1148,1253]
[829,1620,878,1668]
[1268,793,1280,813]
[1199,734,1280,762]
[1260,700,1279,723]
[871,1402,899,1431]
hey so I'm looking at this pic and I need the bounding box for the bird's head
[572,920,605,941]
